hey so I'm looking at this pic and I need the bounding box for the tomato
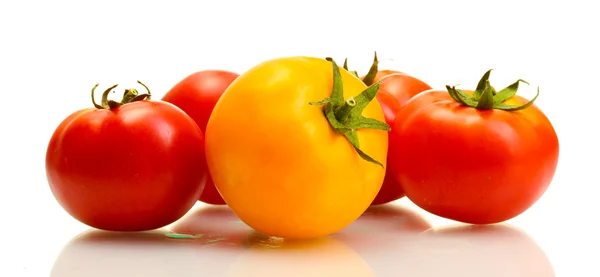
[205,57,390,239]
[386,89,453,119]
[348,52,433,205]
[162,70,239,205]
[388,70,559,224]
[46,82,208,231]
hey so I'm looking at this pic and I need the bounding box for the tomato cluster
[46,52,559,238]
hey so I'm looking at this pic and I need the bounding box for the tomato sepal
[309,58,390,167]
[360,51,379,86]
[342,58,360,78]
[91,80,152,110]
[446,69,540,111]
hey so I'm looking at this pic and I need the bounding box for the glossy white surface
[48,203,555,277]
[1,0,599,276]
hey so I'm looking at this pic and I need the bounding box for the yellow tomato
[205,56,389,239]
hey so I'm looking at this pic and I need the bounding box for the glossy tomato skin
[388,90,559,224]
[46,101,208,231]
[370,73,432,205]
[377,73,432,119]
[162,70,239,205]
[162,70,239,132]
[205,57,388,239]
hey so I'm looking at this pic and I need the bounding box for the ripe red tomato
[46,82,208,231]
[162,70,239,205]
[388,71,559,224]
[370,73,432,205]
[351,52,433,205]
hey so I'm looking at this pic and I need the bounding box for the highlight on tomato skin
[387,70,560,224]
[45,81,209,232]
[162,70,240,206]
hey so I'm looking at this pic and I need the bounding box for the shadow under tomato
[49,227,242,277]
[327,204,555,277]
[331,203,433,248]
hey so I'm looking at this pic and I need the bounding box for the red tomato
[370,73,433,205]
[46,82,208,231]
[352,52,433,205]
[386,89,453,119]
[388,71,559,224]
[375,73,433,125]
[347,52,433,205]
[162,70,239,205]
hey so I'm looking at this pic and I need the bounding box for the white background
[1,0,598,276]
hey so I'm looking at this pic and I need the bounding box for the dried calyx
[91,80,152,109]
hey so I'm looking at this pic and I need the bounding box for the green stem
[335,98,356,124]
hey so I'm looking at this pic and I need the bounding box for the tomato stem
[121,88,140,103]
[446,69,540,111]
[335,98,357,124]
[309,58,390,167]
[90,81,152,110]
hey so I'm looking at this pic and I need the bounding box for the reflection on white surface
[335,205,555,277]
[50,205,554,277]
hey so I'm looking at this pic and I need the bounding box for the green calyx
[361,51,379,86]
[342,58,360,78]
[309,58,391,167]
[91,80,152,109]
[340,51,380,86]
[446,69,540,111]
